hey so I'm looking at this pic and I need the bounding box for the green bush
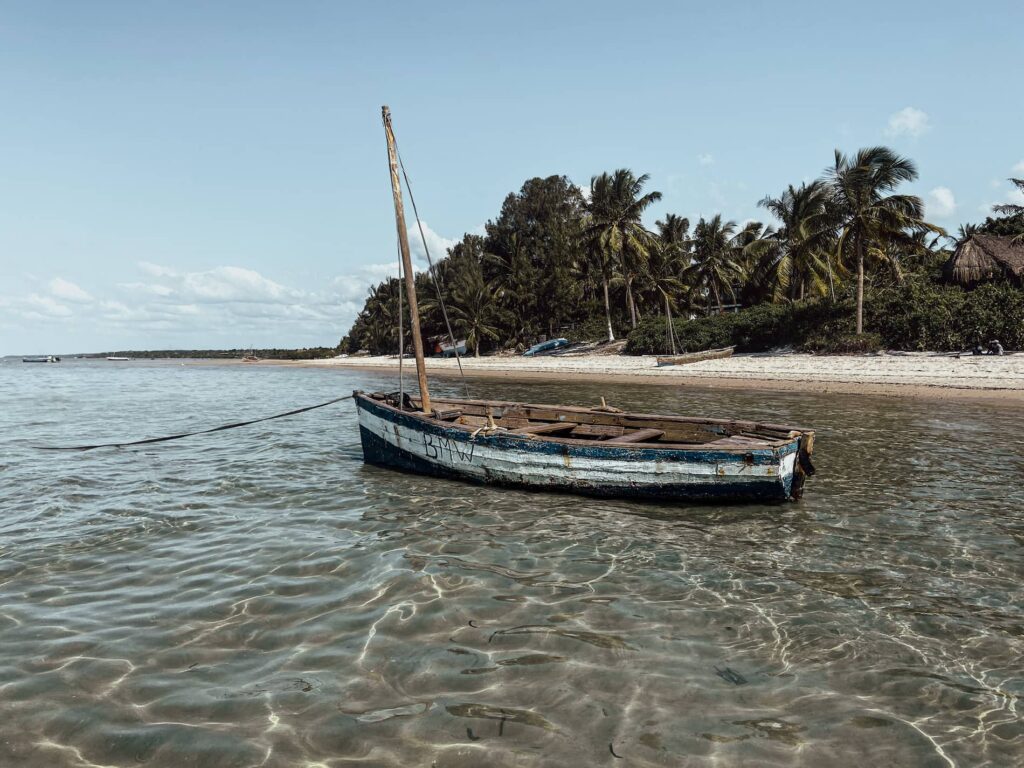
[624,279,1023,355]
[802,332,883,354]
[868,280,1024,351]
[953,282,1024,350]
[625,300,856,355]
[624,313,734,355]
[867,281,965,351]
[570,316,622,343]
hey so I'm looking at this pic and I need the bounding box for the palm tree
[581,204,618,341]
[993,179,1024,217]
[754,181,838,302]
[446,265,500,357]
[359,280,403,354]
[485,232,535,345]
[827,146,941,334]
[644,215,690,352]
[584,169,662,330]
[952,222,981,248]
[993,179,1024,244]
[684,214,748,314]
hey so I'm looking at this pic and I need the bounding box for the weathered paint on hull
[355,395,799,502]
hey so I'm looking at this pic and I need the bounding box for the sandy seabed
[298,350,1024,403]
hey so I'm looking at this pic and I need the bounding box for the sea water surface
[1,359,1022,767]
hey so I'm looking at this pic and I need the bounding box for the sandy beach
[304,350,1024,402]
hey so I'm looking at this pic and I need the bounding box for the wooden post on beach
[382,105,431,414]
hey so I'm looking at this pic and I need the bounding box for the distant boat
[105,356,130,361]
[352,107,817,503]
[438,339,467,358]
[242,348,260,362]
[23,355,60,363]
[657,346,735,367]
[523,337,569,357]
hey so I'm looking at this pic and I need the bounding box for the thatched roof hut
[944,234,1024,285]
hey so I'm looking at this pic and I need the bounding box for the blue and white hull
[354,393,814,503]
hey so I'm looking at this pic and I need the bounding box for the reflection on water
[1,359,1022,766]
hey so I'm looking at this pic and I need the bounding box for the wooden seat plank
[607,428,665,444]
[512,421,577,435]
[570,423,626,439]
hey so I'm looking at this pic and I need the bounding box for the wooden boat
[657,346,734,367]
[438,339,467,358]
[353,107,816,503]
[524,337,570,357]
[355,391,815,501]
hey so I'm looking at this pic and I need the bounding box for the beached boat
[438,339,467,358]
[657,346,735,367]
[524,337,570,357]
[22,355,60,363]
[353,106,816,502]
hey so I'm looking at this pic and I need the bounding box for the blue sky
[2,0,1022,354]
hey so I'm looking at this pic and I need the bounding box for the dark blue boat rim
[353,393,798,502]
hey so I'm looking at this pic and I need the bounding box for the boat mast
[382,105,431,414]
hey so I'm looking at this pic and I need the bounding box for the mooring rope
[34,394,353,451]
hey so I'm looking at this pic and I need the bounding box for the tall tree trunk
[711,282,722,315]
[602,277,615,342]
[826,252,836,302]
[856,237,864,335]
[664,293,677,354]
[626,277,638,328]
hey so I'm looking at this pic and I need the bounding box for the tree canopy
[342,146,1021,356]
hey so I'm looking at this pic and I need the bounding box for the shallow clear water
[1,359,1022,767]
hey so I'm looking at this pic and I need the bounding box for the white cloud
[1013,160,1024,174]
[138,262,176,278]
[697,153,714,166]
[184,266,295,303]
[26,293,72,317]
[0,223,466,350]
[48,277,92,302]
[927,187,957,218]
[407,221,456,264]
[885,107,930,138]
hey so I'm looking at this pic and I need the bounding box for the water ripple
[1,359,1022,766]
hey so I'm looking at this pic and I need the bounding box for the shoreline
[278,352,1024,405]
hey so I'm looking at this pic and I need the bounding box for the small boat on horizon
[105,356,131,361]
[350,107,817,503]
[22,355,60,363]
